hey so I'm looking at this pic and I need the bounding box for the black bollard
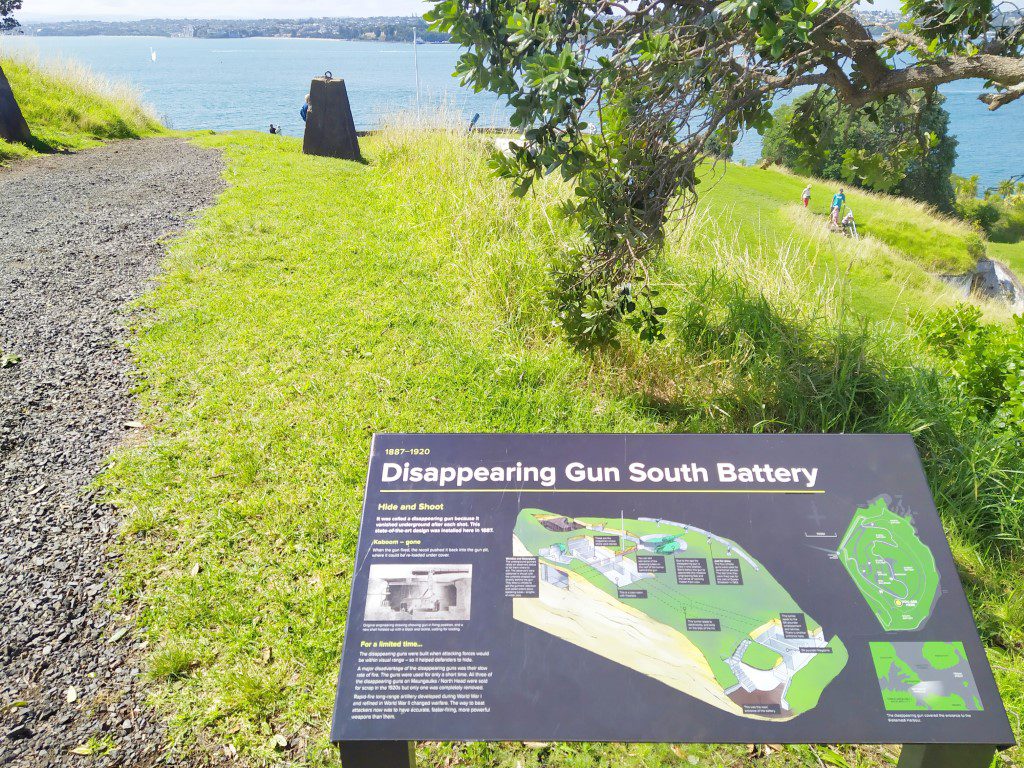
[302,73,361,161]
[0,64,32,145]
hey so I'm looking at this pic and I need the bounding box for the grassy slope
[0,53,163,163]
[989,241,1024,275]
[695,163,985,324]
[101,130,1023,768]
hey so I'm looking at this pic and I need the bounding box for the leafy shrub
[955,195,1002,233]
[761,92,958,211]
[922,304,1024,432]
[954,175,1024,243]
[989,204,1024,244]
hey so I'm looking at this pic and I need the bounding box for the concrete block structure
[0,65,31,144]
[302,74,361,161]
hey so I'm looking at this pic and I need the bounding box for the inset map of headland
[871,642,983,711]
[837,497,940,631]
[512,508,848,721]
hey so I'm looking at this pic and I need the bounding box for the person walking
[830,188,846,226]
[802,184,811,208]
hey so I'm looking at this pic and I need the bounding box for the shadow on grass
[16,117,151,156]
[623,288,897,435]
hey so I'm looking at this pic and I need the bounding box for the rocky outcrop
[942,258,1024,311]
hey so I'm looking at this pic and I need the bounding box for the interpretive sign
[331,434,1013,763]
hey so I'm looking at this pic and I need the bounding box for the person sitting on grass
[300,94,311,123]
[802,184,811,208]
[830,188,846,226]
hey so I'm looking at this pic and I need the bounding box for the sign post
[332,434,1014,767]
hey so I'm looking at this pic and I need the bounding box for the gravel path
[1,138,224,767]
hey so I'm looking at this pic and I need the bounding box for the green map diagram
[512,509,848,720]
[871,642,983,711]
[837,498,939,631]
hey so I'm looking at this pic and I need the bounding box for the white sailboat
[150,47,157,62]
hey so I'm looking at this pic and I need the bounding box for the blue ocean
[1,34,1020,190]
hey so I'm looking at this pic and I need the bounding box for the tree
[761,91,958,211]
[427,0,1024,344]
[1,0,21,30]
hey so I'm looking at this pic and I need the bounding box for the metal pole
[339,740,416,768]
[413,29,421,113]
[897,744,996,768]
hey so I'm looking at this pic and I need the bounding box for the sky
[17,0,902,21]
[17,0,429,20]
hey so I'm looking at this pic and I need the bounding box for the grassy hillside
[0,52,163,163]
[694,163,989,324]
[990,241,1024,275]
[99,127,1023,767]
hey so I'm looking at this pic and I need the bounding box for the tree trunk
[0,63,32,144]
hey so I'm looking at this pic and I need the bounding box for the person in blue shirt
[830,188,846,226]
[300,94,311,122]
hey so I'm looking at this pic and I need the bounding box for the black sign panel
[331,434,1014,746]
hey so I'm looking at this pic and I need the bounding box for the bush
[761,92,958,212]
[953,175,1024,243]
[955,195,1003,232]
[921,304,1024,433]
[989,204,1024,243]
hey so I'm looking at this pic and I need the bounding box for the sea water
[1,34,1020,189]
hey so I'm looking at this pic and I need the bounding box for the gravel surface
[1,138,224,767]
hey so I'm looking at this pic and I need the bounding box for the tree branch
[843,54,1024,108]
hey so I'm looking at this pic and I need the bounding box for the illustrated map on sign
[871,642,983,712]
[513,509,848,720]
[838,498,940,631]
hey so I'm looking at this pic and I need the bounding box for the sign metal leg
[897,744,996,768]
[338,740,416,768]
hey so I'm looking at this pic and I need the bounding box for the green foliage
[148,644,197,682]
[953,175,1024,242]
[921,305,1024,432]
[425,0,1020,346]
[0,0,20,30]
[761,93,957,211]
[900,0,1016,58]
[425,0,827,345]
[0,53,163,163]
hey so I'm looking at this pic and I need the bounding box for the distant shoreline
[3,34,453,43]
[1,17,451,44]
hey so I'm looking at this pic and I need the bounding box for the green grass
[0,52,163,163]
[695,163,988,325]
[989,241,1024,275]
[99,127,1024,767]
